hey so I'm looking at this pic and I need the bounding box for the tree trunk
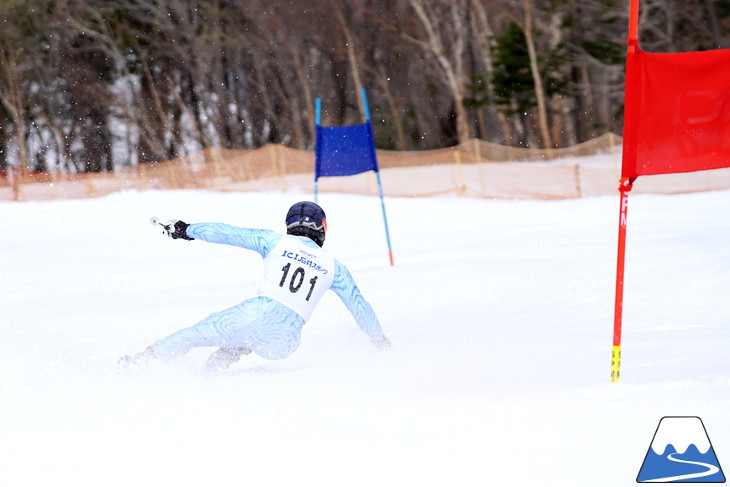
[377,62,407,150]
[334,4,366,121]
[471,0,511,144]
[704,0,724,48]
[408,0,471,144]
[522,0,553,149]
[0,44,30,172]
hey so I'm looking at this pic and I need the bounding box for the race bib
[258,236,335,320]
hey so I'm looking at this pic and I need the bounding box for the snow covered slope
[1,188,729,486]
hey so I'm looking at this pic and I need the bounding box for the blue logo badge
[637,416,725,483]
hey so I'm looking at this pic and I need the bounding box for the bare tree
[3,0,729,177]
[489,0,554,148]
[470,0,512,143]
[401,0,472,145]
[0,41,30,173]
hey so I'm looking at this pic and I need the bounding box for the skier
[119,201,391,372]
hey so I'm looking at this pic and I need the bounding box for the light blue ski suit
[151,222,386,361]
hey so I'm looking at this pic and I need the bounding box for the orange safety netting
[3,133,730,201]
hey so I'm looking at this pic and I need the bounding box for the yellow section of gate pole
[610,345,621,382]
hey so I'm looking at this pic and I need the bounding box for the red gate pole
[611,177,634,382]
[628,0,640,50]
[611,0,641,383]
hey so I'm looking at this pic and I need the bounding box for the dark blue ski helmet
[286,201,327,247]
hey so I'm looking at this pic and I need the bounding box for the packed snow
[1,182,729,486]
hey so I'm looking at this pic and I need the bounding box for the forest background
[2,0,729,175]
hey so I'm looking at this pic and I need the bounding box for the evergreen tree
[492,22,535,116]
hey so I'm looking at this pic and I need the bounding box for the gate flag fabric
[612,0,730,383]
[314,123,378,178]
[622,48,730,179]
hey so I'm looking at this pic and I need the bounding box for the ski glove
[163,220,194,240]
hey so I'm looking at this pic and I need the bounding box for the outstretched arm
[185,222,281,258]
[330,261,390,350]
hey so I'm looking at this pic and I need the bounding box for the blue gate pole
[362,89,394,266]
[314,98,321,203]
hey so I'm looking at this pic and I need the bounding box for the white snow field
[1,183,729,486]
